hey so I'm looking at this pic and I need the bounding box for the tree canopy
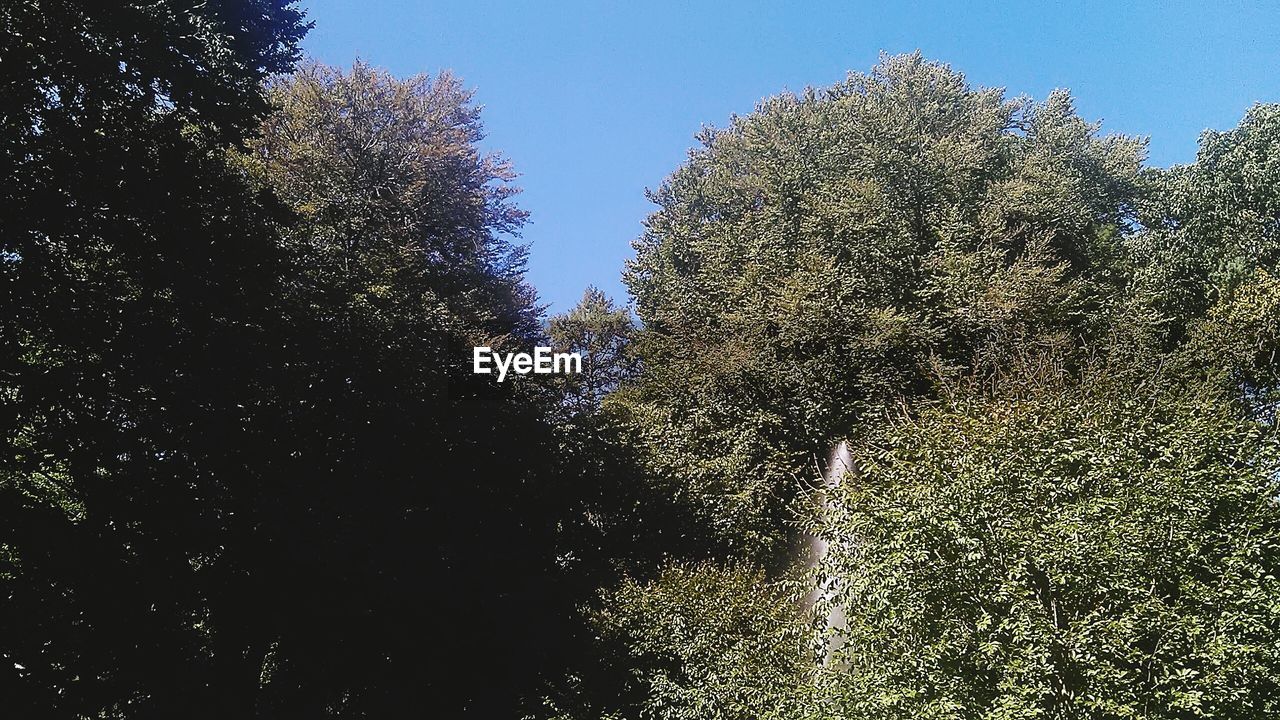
[2,7,572,718]
[565,54,1280,720]
[621,53,1147,563]
[4,10,1280,718]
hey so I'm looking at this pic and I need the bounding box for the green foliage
[822,371,1280,718]
[2,18,571,714]
[549,286,637,413]
[250,60,539,343]
[8,11,1280,716]
[1130,104,1280,345]
[230,62,575,717]
[1,2,307,716]
[572,60,1280,720]
[1181,268,1280,412]
[546,564,815,720]
[619,53,1147,563]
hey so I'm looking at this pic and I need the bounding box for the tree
[239,61,574,718]
[620,52,1145,563]
[560,58,1280,720]
[572,563,815,720]
[1130,104,1280,354]
[250,60,540,345]
[2,16,575,718]
[0,1,307,716]
[548,286,636,413]
[821,366,1280,718]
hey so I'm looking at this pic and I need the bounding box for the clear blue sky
[299,1,1280,314]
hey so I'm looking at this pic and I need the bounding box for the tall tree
[558,57,1280,720]
[621,52,1145,563]
[240,61,572,717]
[251,60,540,345]
[0,1,307,716]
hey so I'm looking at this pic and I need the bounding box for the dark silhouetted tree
[239,61,574,718]
[1,1,307,717]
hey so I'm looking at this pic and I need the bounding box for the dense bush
[823,371,1280,717]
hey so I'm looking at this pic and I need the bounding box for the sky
[299,1,1280,314]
